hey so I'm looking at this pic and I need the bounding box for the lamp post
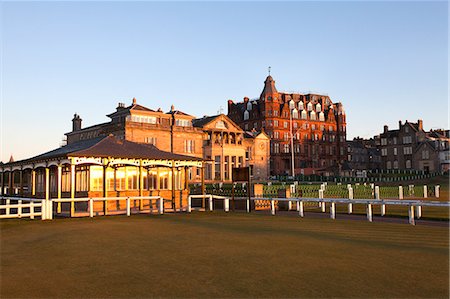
[290,107,298,177]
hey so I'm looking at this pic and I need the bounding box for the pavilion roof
[3,135,202,168]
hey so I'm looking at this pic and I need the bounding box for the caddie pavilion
[0,135,203,213]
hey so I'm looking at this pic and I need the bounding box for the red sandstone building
[228,75,347,176]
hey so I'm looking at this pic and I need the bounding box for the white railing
[53,196,165,218]
[0,196,166,220]
[2,194,449,226]
[0,197,43,219]
[188,194,232,212]
[188,195,450,226]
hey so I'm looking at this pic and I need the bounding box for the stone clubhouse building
[65,98,270,182]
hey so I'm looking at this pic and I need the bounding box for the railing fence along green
[270,170,442,184]
[189,183,439,200]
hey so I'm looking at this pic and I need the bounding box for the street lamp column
[290,108,298,177]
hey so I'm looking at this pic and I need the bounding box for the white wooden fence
[0,196,165,220]
[188,195,450,225]
[1,194,449,226]
[0,197,43,219]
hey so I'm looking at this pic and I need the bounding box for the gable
[201,115,243,132]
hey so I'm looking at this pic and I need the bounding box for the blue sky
[1,1,448,162]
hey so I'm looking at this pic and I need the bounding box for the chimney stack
[116,102,125,111]
[418,119,423,131]
[384,125,388,133]
[72,114,82,132]
[399,120,402,129]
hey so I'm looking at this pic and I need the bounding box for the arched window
[307,102,313,111]
[316,103,321,112]
[289,100,295,110]
[393,160,398,169]
[247,101,252,111]
[406,160,411,169]
[387,161,392,169]
[292,109,298,119]
[301,110,307,119]
[319,112,325,121]
[298,101,304,110]
[243,110,249,120]
[310,111,316,121]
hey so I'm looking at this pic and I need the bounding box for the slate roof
[166,110,193,117]
[192,115,220,128]
[106,103,156,118]
[260,75,278,98]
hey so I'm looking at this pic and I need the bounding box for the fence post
[126,197,131,216]
[298,200,304,217]
[348,187,353,214]
[435,185,440,198]
[399,186,403,199]
[89,198,94,218]
[6,198,10,217]
[330,202,335,220]
[159,197,164,214]
[209,195,213,212]
[366,203,372,222]
[423,185,427,198]
[375,186,385,216]
[319,189,325,212]
[224,198,229,212]
[41,200,46,220]
[29,201,34,219]
[187,196,192,213]
[246,198,250,213]
[408,205,415,225]
[47,200,53,220]
[271,200,275,215]
[416,205,422,219]
[18,199,22,218]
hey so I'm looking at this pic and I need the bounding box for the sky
[0,1,448,162]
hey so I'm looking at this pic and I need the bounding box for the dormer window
[244,110,249,120]
[319,112,325,121]
[316,103,321,112]
[131,115,157,124]
[175,119,191,127]
[301,110,307,119]
[298,101,304,110]
[289,100,295,110]
[307,102,313,111]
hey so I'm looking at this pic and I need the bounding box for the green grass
[1,213,449,298]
